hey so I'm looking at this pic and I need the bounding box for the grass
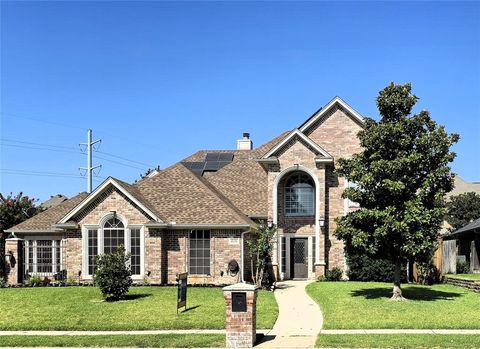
[316,334,480,348]
[0,334,224,347]
[0,286,277,330]
[306,281,480,329]
[446,274,480,281]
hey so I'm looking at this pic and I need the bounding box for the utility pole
[80,129,101,193]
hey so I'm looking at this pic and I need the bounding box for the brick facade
[268,106,363,278]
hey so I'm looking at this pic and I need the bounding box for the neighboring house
[447,176,480,199]
[40,194,68,210]
[5,97,364,285]
[444,218,480,274]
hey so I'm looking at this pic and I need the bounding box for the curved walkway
[257,280,323,348]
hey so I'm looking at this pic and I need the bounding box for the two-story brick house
[4,97,363,285]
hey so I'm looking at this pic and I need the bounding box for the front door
[291,238,308,279]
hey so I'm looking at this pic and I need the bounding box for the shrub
[94,246,132,301]
[457,261,470,274]
[346,253,407,282]
[0,277,6,288]
[27,274,42,286]
[324,267,343,281]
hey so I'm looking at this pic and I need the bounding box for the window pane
[88,229,98,275]
[189,230,211,275]
[130,228,141,275]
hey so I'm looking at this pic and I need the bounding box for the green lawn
[0,335,224,347]
[316,334,480,348]
[306,281,480,329]
[0,286,277,330]
[446,274,480,281]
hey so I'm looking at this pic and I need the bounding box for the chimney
[237,132,253,150]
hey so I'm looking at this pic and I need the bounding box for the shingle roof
[179,131,290,218]
[134,163,254,226]
[448,218,480,237]
[7,192,88,232]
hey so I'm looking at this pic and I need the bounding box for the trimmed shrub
[325,267,343,281]
[457,261,470,274]
[346,253,407,282]
[27,274,42,287]
[94,247,132,301]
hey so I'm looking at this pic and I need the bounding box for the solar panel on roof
[218,153,234,161]
[204,161,221,171]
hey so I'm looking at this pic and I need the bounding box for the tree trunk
[391,261,406,301]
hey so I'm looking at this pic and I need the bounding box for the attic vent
[183,153,234,175]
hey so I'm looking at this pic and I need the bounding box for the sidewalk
[256,280,323,348]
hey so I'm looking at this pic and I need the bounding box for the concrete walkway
[256,280,323,348]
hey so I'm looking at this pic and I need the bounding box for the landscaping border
[443,277,480,292]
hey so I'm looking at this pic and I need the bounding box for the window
[85,217,142,277]
[285,172,315,216]
[311,237,316,273]
[103,218,125,254]
[130,228,141,276]
[88,229,98,275]
[281,237,286,273]
[346,180,360,208]
[189,230,210,275]
[25,239,62,275]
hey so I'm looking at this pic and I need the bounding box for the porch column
[315,165,326,277]
[5,237,24,285]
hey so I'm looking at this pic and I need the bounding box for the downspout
[241,231,248,283]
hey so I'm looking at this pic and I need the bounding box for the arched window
[86,216,142,277]
[284,172,315,216]
[103,217,125,254]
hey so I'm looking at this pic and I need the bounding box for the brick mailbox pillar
[223,283,258,348]
[5,237,24,285]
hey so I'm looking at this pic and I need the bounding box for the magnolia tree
[335,83,459,300]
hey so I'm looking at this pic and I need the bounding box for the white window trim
[24,236,63,276]
[82,221,145,280]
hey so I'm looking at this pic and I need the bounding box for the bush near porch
[0,286,278,330]
[306,281,480,329]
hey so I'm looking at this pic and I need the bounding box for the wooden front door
[291,238,308,279]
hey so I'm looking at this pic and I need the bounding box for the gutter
[145,223,253,230]
[3,229,63,234]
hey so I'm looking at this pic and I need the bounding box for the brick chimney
[237,132,253,150]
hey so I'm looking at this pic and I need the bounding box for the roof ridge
[179,163,255,226]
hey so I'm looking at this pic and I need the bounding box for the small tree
[446,192,480,231]
[335,83,459,300]
[0,192,40,279]
[94,247,132,301]
[247,223,276,289]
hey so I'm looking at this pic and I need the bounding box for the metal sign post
[176,272,188,315]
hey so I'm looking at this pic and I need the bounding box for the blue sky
[1,1,479,202]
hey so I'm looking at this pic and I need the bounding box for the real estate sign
[177,272,188,314]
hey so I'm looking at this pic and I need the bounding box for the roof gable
[58,177,164,224]
[299,96,365,134]
[261,129,333,160]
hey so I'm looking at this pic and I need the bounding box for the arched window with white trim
[284,172,315,216]
[85,215,143,278]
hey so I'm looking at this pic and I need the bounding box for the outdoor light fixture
[110,210,116,219]
[267,219,274,228]
[319,218,325,227]
[4,251,13,267]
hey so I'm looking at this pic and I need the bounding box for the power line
[96,155,146,171]
[1,168,105,181]
[1,138,76,150]
[2,111,159,150]
[1,138,156,168]
[1,112,86,131]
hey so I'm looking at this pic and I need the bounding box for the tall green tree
[0,192,40,278]
[335,83,459,300]
[446,192,480,230]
